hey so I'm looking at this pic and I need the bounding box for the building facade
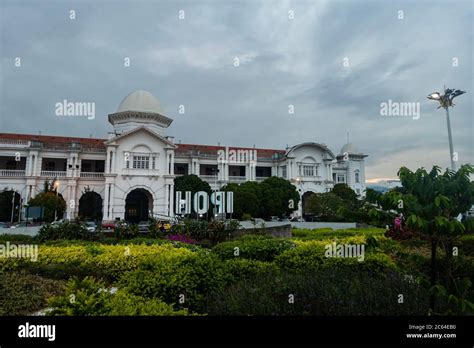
[0,90,367,222]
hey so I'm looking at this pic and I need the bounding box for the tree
[174,175,211,196]
[259,177,299,218]
[367,165,474,312]
[331,183,358,206]
[305,192,345,221]
[221,182,260,219]
[28,191,66,222]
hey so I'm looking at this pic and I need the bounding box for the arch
[301,155,318,163]
[125,188,153,223]
[131,143,153,153]
[78,191,103,221]
[286,142,335,160]
[301,190,317,219]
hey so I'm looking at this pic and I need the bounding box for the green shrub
[47,277,191,316]
[0,234,35,244]
[458,235,474,256]
[0,271,65,315]
[206,267,429,315]
[119,252,228,311]
[222,258,279,281]
[275,241,398,275]
[37,221,89,242]
[211,235,296,262]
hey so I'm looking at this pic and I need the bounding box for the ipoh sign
[175,191,234,215]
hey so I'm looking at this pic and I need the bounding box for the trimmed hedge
[0,271,65,315]
[211,235,295,262]
[47,277,192,316]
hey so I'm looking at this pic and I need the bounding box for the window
[133,155,149,169]
[332,173,336,182]
[355,170,360,183]
[303,165,315,177]
[152,156,156,170]
[281,166,287,178]
[337,174,346,183]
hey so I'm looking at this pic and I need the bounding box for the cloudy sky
[0,0,472,181]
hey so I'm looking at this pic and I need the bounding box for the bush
[1,244,193,281]
[211,235,296,262]
[0,271,65,315]
[119,252,229,311]
[222,258,279,281]
[36,221,89,242]
[206,267,429,315]
[0,234,35,244]
[275,240,398,275]
[47,277,191,316]
[459,234,474,256]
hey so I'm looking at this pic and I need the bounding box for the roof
[117,90,163,114]
[0,132,286,160]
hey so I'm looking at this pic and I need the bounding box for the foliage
[304,192,346,221]
[366,165,474,311]
[206,267,429,315]
[28,191,66,222]
[36,221,89,242]
[174,174,211,198]
[221,177,299,219]
[0,244,193,281]
[119,252,228,311]
[47,277,191,316]
[331,183,358,206]
[211,235,296,262]
[0,270,65,315]
[430,278,474,315]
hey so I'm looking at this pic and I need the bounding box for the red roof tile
[0,133,286,158]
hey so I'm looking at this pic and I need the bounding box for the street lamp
[295,177,303,221]
[53,179,60,221]
[427,87,466,171]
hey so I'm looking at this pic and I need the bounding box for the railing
[41,170,66,177]
[0,139,30,147]
[256,176,270,182]
[228,176,247,182]
[80,172,104,178]
[200,175,218,181]
[0,169,26,177]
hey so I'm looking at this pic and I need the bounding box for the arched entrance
[78,191,103,221]
[302,191,316,220]
[125,188,153,223]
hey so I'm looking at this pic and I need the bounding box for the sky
[0,0,473,181]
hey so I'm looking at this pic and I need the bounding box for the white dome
[340,142,361,155]
[117,90,163,114]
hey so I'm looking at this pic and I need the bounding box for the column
[169,183,174,216]
[164,184,169,216]
[106,150,111,173]
[110,184,115,220]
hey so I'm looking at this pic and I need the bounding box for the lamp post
[296,176,303,221]
[53,179,60,221]
[427,87,466,171]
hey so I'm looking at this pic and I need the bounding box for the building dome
[340,142,361,155]
[117,90,163,114]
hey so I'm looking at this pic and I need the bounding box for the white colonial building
[0,90,367,222]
